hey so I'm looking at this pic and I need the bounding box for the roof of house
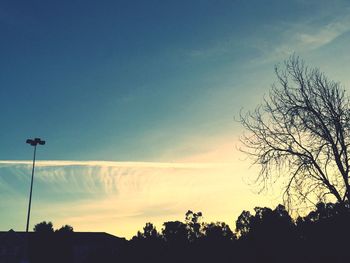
[0,230,127,246]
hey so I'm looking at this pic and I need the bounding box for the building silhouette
[0,230,126,263]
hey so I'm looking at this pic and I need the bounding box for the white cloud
[0,157,278,238]
[0,160,228,169]
[251,13,350,64]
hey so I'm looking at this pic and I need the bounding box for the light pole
[25,138,45,232]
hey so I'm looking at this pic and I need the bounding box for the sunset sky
[1,0,350,238]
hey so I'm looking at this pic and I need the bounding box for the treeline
[122,202,350,263]
[31,202,350,262]
[33,221,74,233]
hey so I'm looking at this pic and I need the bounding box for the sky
[1,0,350,238]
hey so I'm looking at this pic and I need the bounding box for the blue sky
[1,0,350,237]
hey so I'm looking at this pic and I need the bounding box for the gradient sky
[1,0,350,238]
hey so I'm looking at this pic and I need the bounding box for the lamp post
[25,138,45,232]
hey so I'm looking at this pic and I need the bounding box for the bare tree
[240,56,350,209]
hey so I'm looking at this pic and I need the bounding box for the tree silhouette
[234,205,297,263]
[129,223,162,262]
[24,206,350,263]
[33,221,54,233]
[185,210,203,242]
[203,222,235,242]
[235,210,252,238]
[141,223,159,239]
[31,221,55,263]
[55,224,74,234]
[162,221,189,244]
[235,205,295,243]
[240,56,350,208]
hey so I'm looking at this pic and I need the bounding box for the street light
[25,138,45,232]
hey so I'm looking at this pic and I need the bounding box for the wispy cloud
[0,157,274,238]
[0,160,228,169]
[278,17,350,54]
[251,12,350,64]
[188,38,237,59]
[185,5,350,71]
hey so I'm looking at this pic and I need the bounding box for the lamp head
[26,139,36,146]
[26,138,45,146]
